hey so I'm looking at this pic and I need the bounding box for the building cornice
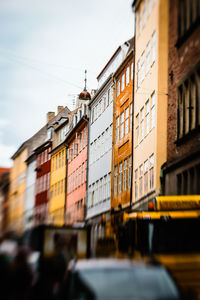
[89,74,113,107]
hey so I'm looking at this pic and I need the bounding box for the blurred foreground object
[61,258,181,300]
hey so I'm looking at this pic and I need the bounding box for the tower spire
[84,69,87,91]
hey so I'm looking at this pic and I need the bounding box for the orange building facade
[111,44,134,210]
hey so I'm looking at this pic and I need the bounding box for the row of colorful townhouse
[1,0,200,252]
[0,37,134,244]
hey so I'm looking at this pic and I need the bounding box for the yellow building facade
[9,143,28,233]
[49,146,66,226]
[132,0,169,209]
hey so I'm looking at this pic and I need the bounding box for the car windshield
[75,265,179,300]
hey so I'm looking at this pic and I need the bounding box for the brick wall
[167,0,200,162]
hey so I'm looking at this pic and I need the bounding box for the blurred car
[61,258,181,300]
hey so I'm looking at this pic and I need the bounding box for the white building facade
[86,42,130,255]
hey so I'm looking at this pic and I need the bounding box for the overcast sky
[0,0,134,167]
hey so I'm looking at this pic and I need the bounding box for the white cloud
[0,143,15,167]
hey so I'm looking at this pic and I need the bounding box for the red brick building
[163,0,200,195]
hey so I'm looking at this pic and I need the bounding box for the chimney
[57,106,64,114]
[46,112,55,123]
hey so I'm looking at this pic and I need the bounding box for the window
[128,155,132,189]
[100,178,103,202]
[56,154,58,170]
[116,116,119,142]
[79,166,81,186]
[130,103,133,132]
[145,100,150,135]
[123,159,127,191]
[144,160,148,194]
[91,108,94,123]
[143,1,146,26]
[108,173,111,197]
[104,175,107,200]
[139,164,143,197]
[58,181,60,195]
[114,165,118,196]
[138,9,141,34]
[151,92,155,129]
[117,80,120,96]
[125,106,129,135]
[119,162,122,193]
[52,157,55,172]
[126,67,130,85]
[135,169,138,200]
[120,111,124,139]
[55,183,57,196]
[91,184,95,206]
[131,62,134,81]
[137,59,140,89]
[94,105,97,121]
[121,74,125,91]
[110,86,113,103]
[82,162,85,184]
[107,89,110,106]
[104,96,106,110]
[96,181,99,204]
[62,150,65,166]
[152,32,156,64]
[136,114,139,145]
[177,70,200,139]
[146,42,151,74]
[141,52,145,82]
[141,107,144,140]
[83,128,86,148]
[79,133,82,152]
[147,0,151,15]
[178,0,200,40]
[149,154,154,190]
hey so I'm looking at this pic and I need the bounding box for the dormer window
[47,127,53,140]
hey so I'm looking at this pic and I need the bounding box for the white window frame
[145,100,150,135]
[149,154,154,190]
[151,92,155,129]
[117,80,120,96]
[125,106,129,135]
[136,114,139,145]
[144,159,148,194]
[119,162,123,193]
[141,52,145,82]
[152,31,156,64]
[146,42,151,74]
[120,111,124,139]
[116,116,119,142]
[137,59,140,89]
[123,159,127,191]
[126,66,130,86]
[141,107,144,140]
[121,74,125,91]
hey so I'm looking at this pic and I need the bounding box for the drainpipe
[85,111,90,223]
[111,76,116,210]
[130,38,136,210]
[64,143,68,224]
